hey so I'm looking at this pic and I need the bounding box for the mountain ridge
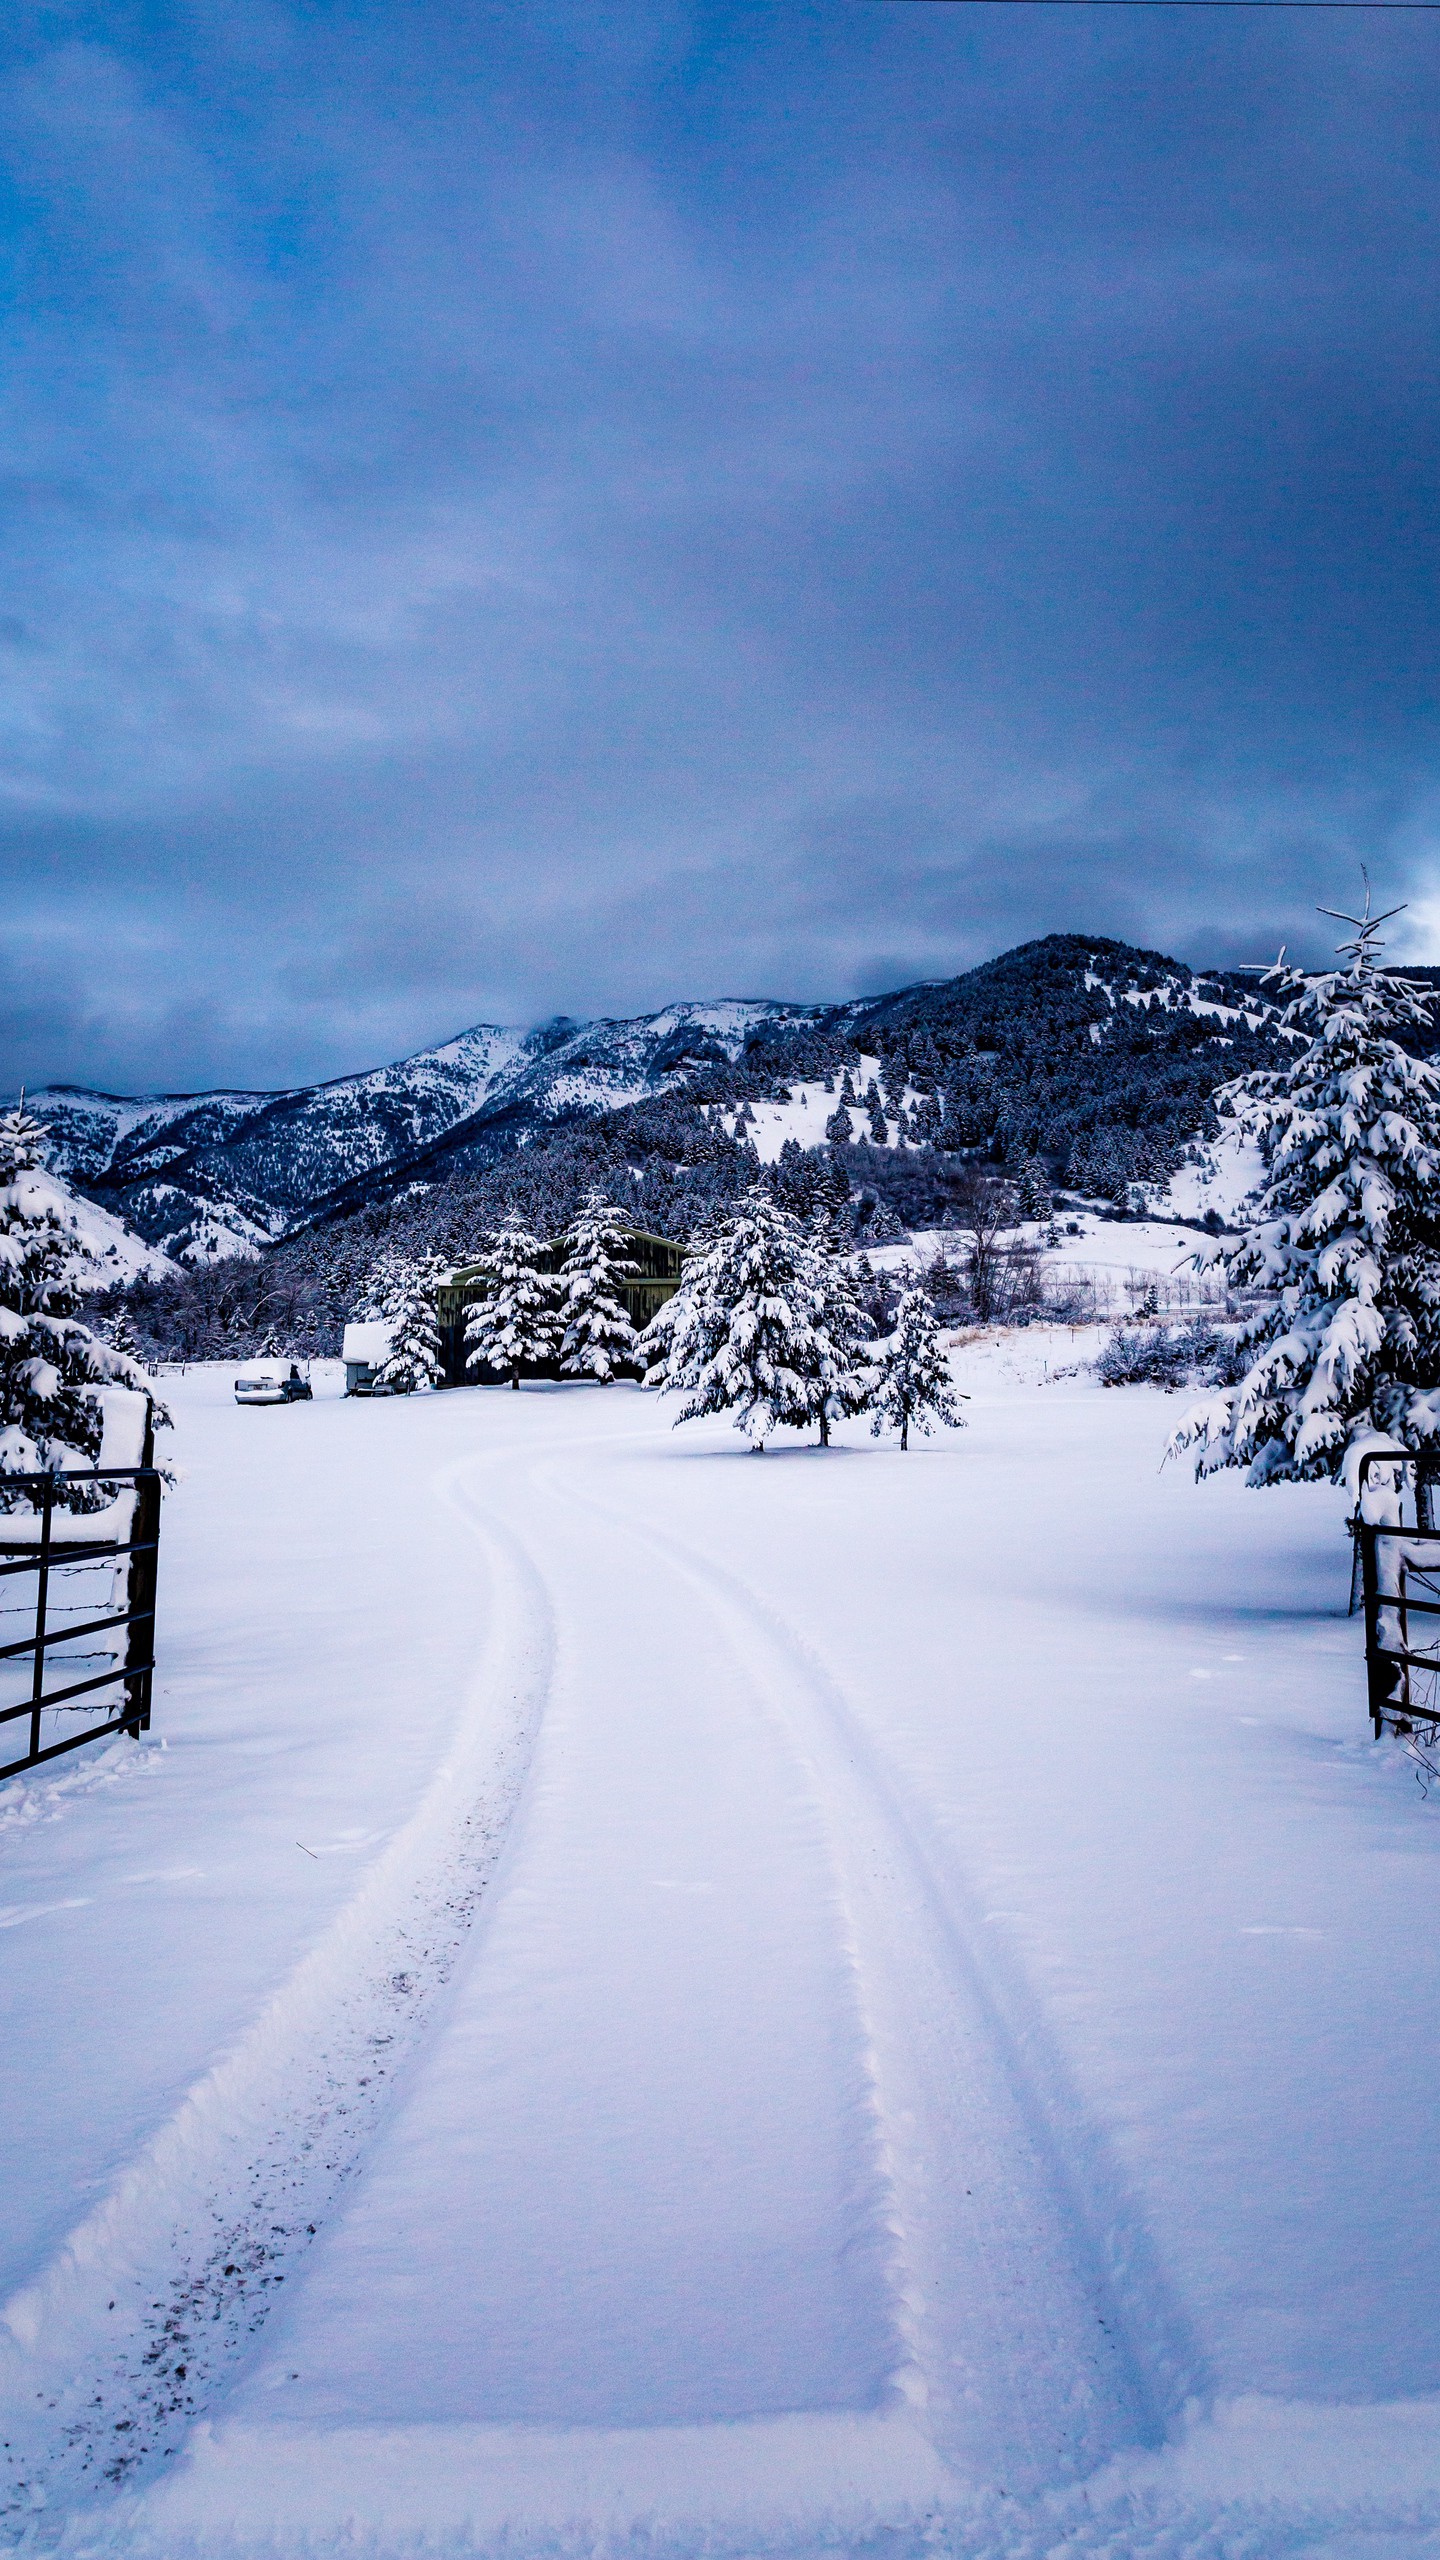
[24,936,1301,1265]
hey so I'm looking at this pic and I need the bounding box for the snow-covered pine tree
[375,1253,445,1394]
[773,1138,816,1220]
[464,1217,560,1387]
[1018,1156,1051,1222]
[0,1099,164,1507]
[813,1152,852,1223]
[106,1304,142,1362]
[825,1100,855,1146]
[645,1189,859,1451]
[356,1247,401,1321]
[871,1285,969,1451]
[558,1193,641,1382]
[1171,889,1440,1500]
[865,1197,905,1245]
[808,1215,874,1447]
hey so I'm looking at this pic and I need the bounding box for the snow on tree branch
[1169,887,1440,1493]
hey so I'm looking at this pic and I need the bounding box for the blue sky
[3,0,1439,1092]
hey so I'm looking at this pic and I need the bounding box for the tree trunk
[901,1413,909,1452]
[819,1409,830,1448]
[511,1373,520,1389]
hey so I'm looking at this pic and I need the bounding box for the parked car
[234,1360,313,1407]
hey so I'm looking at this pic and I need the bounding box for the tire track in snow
[0,1456,554,2533]
[540,1448,1203,2497]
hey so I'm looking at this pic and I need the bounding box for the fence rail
[0,1465,162,1783]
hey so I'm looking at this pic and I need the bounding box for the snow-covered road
[4,1352,1440,2555]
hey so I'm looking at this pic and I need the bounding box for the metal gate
[0,1464,162,1783]
[1352,1450,1440,1742]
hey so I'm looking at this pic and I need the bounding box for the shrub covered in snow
[1097,1321,1248,1393]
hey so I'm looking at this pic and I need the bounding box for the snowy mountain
[21,938,1309,1265]
[25,1001,825,1263]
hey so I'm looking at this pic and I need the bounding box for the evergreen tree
[106,1305,142,1362]
[1018,1156,1051,1222]
[773,1137,817,1219]
[0,1099,163,1506]
[825,1100,854,1146]
[863,1196,905,1245]
[871,1286,969,1451]
[464,1217,560,1387]
[375,1253,445,1393]
[645,1189,867,1451]
[813,1152,852,1221]
[809,1217,874,1446]
[558,1193,641,1382]
[1171,891,1440,1497]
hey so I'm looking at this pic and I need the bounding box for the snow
[7,1161,176,1284]
[340,1320,394,1368]
[3,1354,1440,2554]
[739,1080,832,1156]
[885,1216,1227,1321]
[1164,1125,1267,1224]
[740,1058,925,1159]
[1080,964,1285,1043]
[1040,1214,1227,1315]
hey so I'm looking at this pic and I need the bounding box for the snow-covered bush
[0,1100,165,1507]
[645,1189,869,1450]
[558,1195,641,1382]
[871,1287,968,1450]
[1170,891,1440,1493]
[464,1218,560,1387]
[1098,1321,1247,1393]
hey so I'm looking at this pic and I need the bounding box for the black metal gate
[1352,1450,1440,1742]
[0,1463,162,1783]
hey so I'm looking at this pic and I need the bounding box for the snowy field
[3,1349,1440,2557]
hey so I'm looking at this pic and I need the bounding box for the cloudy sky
[3,0,1439,1093]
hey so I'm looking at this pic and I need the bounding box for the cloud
[1,0,1438,1089]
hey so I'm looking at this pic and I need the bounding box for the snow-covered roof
[342,1320,394,1366]
[233,1358,296,1381]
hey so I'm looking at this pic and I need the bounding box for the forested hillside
[83,933,1309,1360]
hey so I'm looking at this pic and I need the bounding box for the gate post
[1360,1524,1386,1738]
[123,1416,159,1737]
[30,1478,54,1765]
